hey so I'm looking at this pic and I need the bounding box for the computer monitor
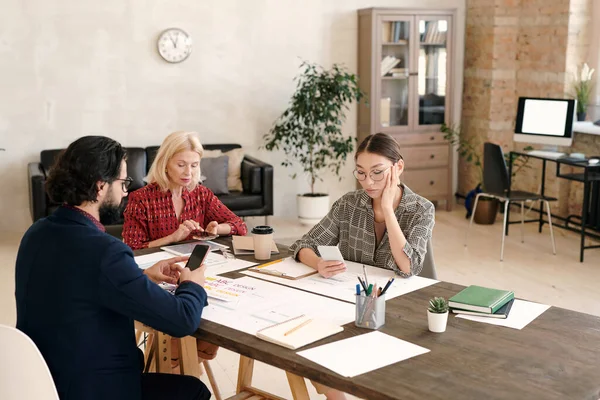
[514,97,575,147]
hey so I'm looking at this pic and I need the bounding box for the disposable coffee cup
[251,226,274,260]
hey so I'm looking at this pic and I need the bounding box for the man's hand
[144,256,188,284]
[179,264,207,287]
[316,259,347,279]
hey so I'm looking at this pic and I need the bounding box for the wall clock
[157,28,192,63]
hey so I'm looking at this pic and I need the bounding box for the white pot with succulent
[262,61,365,226]
[427,297,449,333]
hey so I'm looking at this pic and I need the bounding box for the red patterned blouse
[123,183,247,250]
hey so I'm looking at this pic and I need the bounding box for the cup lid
[252,225,274,235]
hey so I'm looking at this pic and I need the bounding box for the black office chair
[464,143,557,261]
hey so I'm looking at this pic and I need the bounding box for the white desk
[573,121,600,136]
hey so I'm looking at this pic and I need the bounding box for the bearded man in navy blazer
[15,136,211,400]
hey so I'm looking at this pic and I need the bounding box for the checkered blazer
[289,186,435,277]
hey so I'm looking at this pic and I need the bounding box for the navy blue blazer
[15,206,208,400]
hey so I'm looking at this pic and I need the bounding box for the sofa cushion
[200,155,229,195]
[224,148,244,191]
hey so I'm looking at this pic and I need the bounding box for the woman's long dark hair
[355,133,403,163]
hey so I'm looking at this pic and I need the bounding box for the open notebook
[256,314,343,350]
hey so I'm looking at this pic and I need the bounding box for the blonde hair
[147,131,204,191]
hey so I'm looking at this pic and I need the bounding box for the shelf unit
[357,7,458,210]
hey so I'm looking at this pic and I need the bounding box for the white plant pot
[297,194,330,226]
[427,310,449,333]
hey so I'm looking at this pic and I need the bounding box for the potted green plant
[441,123,532,224]
[572,63,595,121]
[263,61,365,225]
[427,297,449,333]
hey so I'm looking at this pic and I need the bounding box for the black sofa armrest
[242,155,274,215]
[242,159,262,194]
[28,162,47,222]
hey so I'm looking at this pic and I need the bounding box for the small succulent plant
[428,297,449,314]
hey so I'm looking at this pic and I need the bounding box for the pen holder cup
[355,294,386,329]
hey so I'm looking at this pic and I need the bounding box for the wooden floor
[1,207,599,398]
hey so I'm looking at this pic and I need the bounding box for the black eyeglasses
[353,166,391,182]
[115,177,133,192]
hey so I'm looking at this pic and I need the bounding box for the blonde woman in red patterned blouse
[123,131,247,250]
[123,131,247,369]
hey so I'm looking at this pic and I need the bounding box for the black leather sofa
[28,144,273,236]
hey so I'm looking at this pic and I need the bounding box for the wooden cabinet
[357,8,457,210]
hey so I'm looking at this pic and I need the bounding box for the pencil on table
[284,318,313,336]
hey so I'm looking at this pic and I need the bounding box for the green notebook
[449,285,514,314]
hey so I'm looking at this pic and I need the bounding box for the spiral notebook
[256,314,344,350]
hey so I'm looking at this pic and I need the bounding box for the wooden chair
[135,322,222,400]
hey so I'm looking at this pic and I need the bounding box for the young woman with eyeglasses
[290,132,435,280]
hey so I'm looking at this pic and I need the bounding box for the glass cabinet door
[378,17,412,130]
[417,17,449,127]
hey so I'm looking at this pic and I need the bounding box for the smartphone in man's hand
[185,244,210,271]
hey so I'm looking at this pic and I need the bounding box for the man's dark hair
[46,136,127,206]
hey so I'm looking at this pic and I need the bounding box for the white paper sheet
[241,260,438,303]
[204,252,257,275]
[161,240,229,256]
[134,251,174,270]
[456,299,551,330]
[201,277,355,336]
[134,250,255,275]
[204,276,255,302]
[297,331,430,377]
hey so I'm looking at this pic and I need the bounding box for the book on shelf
[393,21,401,42]
[256,314,343,350]
[448,285,514,314]
[390,68,407,77]
[380,56,401,76]
[383,22,392,43]
[380,98,391,127]
[452,298,515,319]
[383,22,408,44]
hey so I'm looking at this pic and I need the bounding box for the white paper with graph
[200,277,355,336]
[241,260,438,303]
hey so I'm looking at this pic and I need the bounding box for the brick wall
[462,0,594,219]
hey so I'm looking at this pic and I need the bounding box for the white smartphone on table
[317,245,345,262]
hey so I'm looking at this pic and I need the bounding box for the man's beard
[99,196,125,226]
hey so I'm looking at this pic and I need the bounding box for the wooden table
[137,240,600,400]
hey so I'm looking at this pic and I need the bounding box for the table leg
[179,336,200,377]
[285,372,310,400]
[581,177,590,262]
[236,355,255,393]
[539,160,547,233]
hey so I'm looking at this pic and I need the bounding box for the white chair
[421,239,437,279]
[0,324,59,400]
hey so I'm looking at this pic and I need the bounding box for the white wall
[0,0,465,233]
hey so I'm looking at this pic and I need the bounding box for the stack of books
[380,56,401,76]
[449,285,515,319]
